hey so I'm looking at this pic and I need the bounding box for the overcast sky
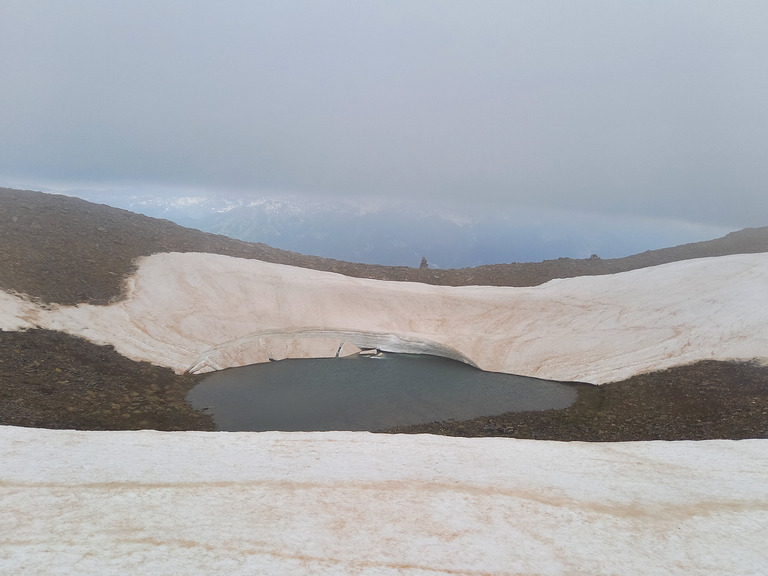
[2,1,767,230]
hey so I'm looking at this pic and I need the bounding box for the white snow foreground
[1,427,767,575]
[1,252,767,383]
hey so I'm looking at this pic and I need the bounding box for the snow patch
[1,252,767,383]
[1,426,766,575]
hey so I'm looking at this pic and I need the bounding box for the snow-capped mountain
[70,189,731,268]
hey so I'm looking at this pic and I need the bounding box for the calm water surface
[187,353,578,432]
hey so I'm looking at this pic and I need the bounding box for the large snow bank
[1,252,767,383]
[1,426,766,575]
[2,254,767,574]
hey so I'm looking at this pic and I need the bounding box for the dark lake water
[187,353,579,432]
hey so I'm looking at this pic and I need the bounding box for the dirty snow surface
[2,253,768,574]
[2,252,767,383]
[2,426,767,575]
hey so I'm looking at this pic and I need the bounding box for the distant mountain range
[66,189,732,268]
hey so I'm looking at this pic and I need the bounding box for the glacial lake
[187,353,579,432]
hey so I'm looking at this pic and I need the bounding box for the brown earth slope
[3,187,768,305]
[1,187,767,438]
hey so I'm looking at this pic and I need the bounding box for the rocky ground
[385,361,768,441]
[0,329,212,431]
[1,187,767,439]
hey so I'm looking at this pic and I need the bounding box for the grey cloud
[1,1,767,229]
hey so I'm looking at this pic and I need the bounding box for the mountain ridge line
[2,187,768,306]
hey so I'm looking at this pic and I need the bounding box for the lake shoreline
[188,353,579,432]
[2,329,766,441]
[385,360,768,441]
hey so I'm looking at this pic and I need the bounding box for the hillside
[3,187,768,305]
[1,187,767,439]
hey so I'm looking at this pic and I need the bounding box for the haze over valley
[50,187,734,268]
